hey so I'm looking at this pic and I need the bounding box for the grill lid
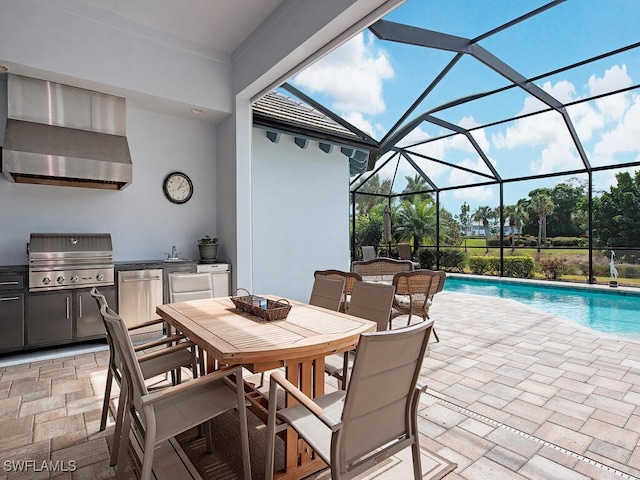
[29,233,113,262]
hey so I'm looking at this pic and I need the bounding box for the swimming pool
[443,276,640,337]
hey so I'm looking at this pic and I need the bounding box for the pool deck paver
[421,290,640,479]
[2,289,640,479]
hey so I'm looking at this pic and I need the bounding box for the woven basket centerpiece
[231,289,291,321]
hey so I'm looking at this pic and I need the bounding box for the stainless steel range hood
[1,75,132,190]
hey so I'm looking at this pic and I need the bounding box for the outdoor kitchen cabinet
[0,273,25,350]
[27,287,114,346]
[76,287,115,338]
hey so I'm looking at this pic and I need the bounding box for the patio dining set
[89,260,448,480]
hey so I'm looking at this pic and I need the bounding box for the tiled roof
[253,91,368,143]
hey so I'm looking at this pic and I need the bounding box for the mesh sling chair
[309,275,346,311]
[397,243,421,270]
[258,275,345,388]
[167,272,216,373]
[391,270,446,342]
[362,245,376,261]
[90,287,198,466]
[99,300,252,480]
[168,272,214,303]
[314,270,362,313]
[265,320,434,480]
[324,281,395,390]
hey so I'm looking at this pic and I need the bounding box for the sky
[287,0,640,217]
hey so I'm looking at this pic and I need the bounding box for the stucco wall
[0,102,217,265]
[252,130,350,302]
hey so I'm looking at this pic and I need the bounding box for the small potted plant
[197,235,219,263]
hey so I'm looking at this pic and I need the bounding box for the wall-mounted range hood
[1,74,132,190]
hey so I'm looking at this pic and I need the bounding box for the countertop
[114,259,196,271]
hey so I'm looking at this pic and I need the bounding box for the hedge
[417,248,466,271]
[469,256,535,277]
[486,236,586,247]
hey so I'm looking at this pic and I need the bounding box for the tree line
[353,171,640,256]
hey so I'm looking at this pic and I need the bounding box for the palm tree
[394,198,437,248]
[456,202,471,252]
[402,174,431,201]
[504,201,529,253]
[356,174,392,216]
[530,193,554,249]
[472,205,495,253]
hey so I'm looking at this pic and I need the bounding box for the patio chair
[90,288,198,466]
[362,245,376,261]
[351,257,414,283]
[168,272,215,373]
[314,269,362,313]
[309,275,345,311]
[100,300,252,480]
[168,272,214,302]
[391,270,446,341]
[324,281,395,389]
[264,320,434,480]
[398,243,421,269]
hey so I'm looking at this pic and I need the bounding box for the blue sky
[288,0,640,216]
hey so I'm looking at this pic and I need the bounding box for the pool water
[444,276,640,337]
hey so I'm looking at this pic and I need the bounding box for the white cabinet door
[211,272,230,297]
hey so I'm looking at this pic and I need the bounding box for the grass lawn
[443,238,640,287]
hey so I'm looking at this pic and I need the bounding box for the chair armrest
[133,333,187,352]
[269,372,340,431]
[127,317,165,331]
[141,365,242,405]
[137,341,195,363]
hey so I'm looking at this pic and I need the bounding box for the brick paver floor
[1,290,640,479]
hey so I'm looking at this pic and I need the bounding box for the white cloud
[529,142,580,175]
[492,110,566,149]
[342,112,375,137]
[519,79,576,115]
[452,185,494,202]
[292,32,393,116]
[569,101,604,142]
[589,64,632,120]
[594,93,640,156]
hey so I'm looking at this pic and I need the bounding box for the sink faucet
[165,245,181,260]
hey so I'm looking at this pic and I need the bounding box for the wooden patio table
[156,295,376,480]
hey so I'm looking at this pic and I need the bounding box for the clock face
[163,172,193,204]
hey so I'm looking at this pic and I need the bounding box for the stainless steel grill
[28,233,114,292]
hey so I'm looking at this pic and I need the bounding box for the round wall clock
[162,171,193,204]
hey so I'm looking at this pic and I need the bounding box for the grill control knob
[71,275,79,283]
[96,273,105,281]
[42,277,51,285]
[56,276,65,284]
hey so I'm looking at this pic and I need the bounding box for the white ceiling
[76,0,285,53]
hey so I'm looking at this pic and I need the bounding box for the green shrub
[469,256,498,275]
[548,236,587,247]
[503,256,535,278]
[539,257,570,279]
[417,248,436,269]
[439,248,466,271]
[469,255,534,277]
